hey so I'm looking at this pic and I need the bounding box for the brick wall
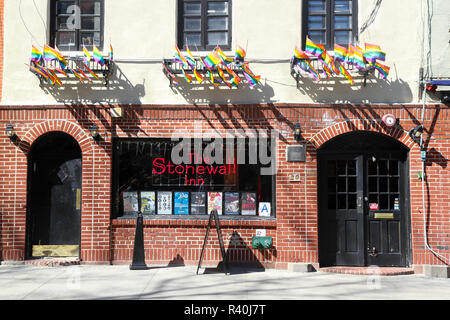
[0,103,448,267]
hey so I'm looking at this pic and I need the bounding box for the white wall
[1,0,443,106]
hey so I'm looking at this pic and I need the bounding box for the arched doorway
[317,131,411,267]
[26,132,82,259]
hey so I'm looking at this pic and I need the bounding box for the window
[50,0,104,51]
[303,0,358,50]
[178,0,232,51]
[112,138,275,218]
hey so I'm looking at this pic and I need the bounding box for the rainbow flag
[241,63,260,87]
[69,68,85,82]
[174,44,192,69]
[109,44,114,62]
[235,45,246,60]
[374,62,390,79]
[77,68,92,82]
[203,51,221,69]
[333,44,348,62]
[364,43,385,64]
[54,67,68,77]
[294,46,309,60]
[46,68,62,86]
[207,69,221,86]
[92,46,105,66]
[350,45,366,70]
[83,63,99,79]
[296,60,321,82]
[185,46,197,70]
[163,63,178,84]
[181,68,192,83]
[216,46,233,65]
[345,45,354,65]
[225,66,241,87]
[217,66,231,88]
[339,64,354,85]
[31,46,43,65]
[193,68,204,83]
[305,37,324,57]
[29,64,49,80]
[83,46,91,64]
[43,45,68,68]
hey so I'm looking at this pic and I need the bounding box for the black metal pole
[130,192,147,270]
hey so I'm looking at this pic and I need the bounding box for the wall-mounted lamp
[408,124,423,143]
[90,124,100,141]
[5,124,17,142]
[293,123,301,142]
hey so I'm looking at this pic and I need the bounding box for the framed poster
[208,192,223,215]
[241,192,257,215]
[191,192,206,215]
[123,191,138,214]
[174,192,189,215]
[224,192,240,215]
[157,191,172,215]
[141,191,156,215]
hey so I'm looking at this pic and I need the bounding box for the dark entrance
[26,132,82,258]
[318,131,410,267]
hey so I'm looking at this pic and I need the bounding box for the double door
[318,152,409,267]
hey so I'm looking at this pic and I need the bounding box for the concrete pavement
[0,264,449,300]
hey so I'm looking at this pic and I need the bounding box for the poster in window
[224,192,240,215]
[174,192,189,215]
[123,192,138,214]
[191,192,206,215]
[241,192,257,215]
[141,191,156,215]
[208,192,223,215]
[157,191,172,215]
[258,202,271,217]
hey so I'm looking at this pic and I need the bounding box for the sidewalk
[0,264,449,300]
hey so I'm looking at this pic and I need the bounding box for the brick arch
[18,120,93,155]
[309,119,416,150]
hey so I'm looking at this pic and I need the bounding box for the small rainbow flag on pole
[185,46,197,70]
[174,44,192,69]
[31,46,43,65]
[109,44,114,62]
[364,43,385,64]
[28,63,49,80]
[203,51,222,69]
[350,45,366,70]
[92,46,105,66]
[333,44,348,62]
[339,64,354,85]
[305,37,324,57]
[207,69,221,86]
[163,63,178,84]
[217,66,232,88]
[235,45,246,60]
[83,46,91,64]
[216,46,233,66]
[181,68,192,83]
[43,45,68,69]
[83,63,99,80]
[241,63,260,87]
[193,68,204,83]
[374,62,390,79]
[294,46,309,60]
[69,68,85,82]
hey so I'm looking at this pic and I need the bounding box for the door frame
[317,132,412,268]
[25,132,83,259]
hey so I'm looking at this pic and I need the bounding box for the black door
[26,132,82,258]
[318,132,410,267]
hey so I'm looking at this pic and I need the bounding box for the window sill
[111,215,277,228]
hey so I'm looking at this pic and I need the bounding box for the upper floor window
[177,0,232,51]
[303,0,358,50]
[50,0,104,52]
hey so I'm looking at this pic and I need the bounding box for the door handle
[76,188,81,210]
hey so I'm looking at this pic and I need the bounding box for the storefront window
[112,138,275,218]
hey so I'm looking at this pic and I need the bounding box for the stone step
[320,266,414,276]
[24,257,80,267]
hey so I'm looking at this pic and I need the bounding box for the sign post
[130,192,148,270]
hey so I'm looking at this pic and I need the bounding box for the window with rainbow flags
[28,44,114,86]
[162,45,261,88]
[291,37,390,86]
